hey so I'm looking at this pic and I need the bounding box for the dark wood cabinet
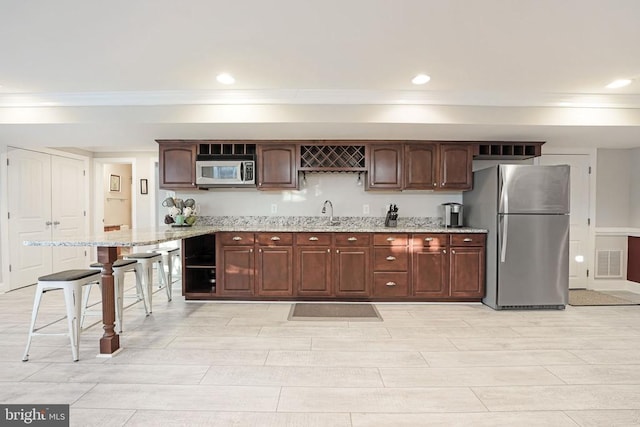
[404,144,437,190]
[373,233,410,297]
[367,144,402,190]
[438,144,473,190]
[333,233,371,296]
[182,233,217,300]
[257,144,298,189]
[158,141,197,189]
[412,234,448,298]
[370,142,472,191]
[334,247,371,296]
[194,230,485,302]
[449,234,485,298]
[217,233,255,296]
[255,233,294,296]
[629,237,640,283]
[295,233,332,296]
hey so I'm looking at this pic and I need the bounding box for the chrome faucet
[321,200,339,225]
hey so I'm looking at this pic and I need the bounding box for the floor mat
[568,289,639,306]
[288,303,383,321]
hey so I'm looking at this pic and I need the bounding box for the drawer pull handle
[270,236,281,241]
[386,256,396,261]
[386,281,397,287]
[386,237,395,241]
[452,249,456,254]
[463,238,472,242]
[309,236,319,241]
[347,237,357,242]
[443,249,447,254]
[424,237,434,242]
[232,236,242,241]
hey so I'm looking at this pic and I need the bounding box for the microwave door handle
[240,162,244,182]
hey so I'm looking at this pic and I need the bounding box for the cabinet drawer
[218,232,255,245]
[256,233,293,246]
[411,234,447,248]
[450,233,486,246]
[333,233,372,246]
[373,247,409,271]
[295,233,332,246]
[374,233,409,246]
[373,272,409,297]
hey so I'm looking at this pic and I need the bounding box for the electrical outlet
[271,204,278,214]
[363,204,370,215]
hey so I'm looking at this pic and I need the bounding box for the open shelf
[474,142,544,160]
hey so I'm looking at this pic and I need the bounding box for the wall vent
[595,250,623,278]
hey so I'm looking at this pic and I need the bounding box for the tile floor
[1,278,640,427]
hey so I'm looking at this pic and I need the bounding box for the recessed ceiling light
[411,74,431,85]
[605,79,632,89]
[216,73,235,85]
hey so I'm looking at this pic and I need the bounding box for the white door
[7,149,87,290]
[51,155,87,271]
[8,149,53,289]
[537,154,591,289]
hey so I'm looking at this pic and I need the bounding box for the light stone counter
[196,216,487,234]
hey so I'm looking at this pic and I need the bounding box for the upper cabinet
[158,141,197,189]
[438,144,473,190]
[404,143,438,190]
[367,144,403,190]
[257,144,298,190]
[370,142,473,191]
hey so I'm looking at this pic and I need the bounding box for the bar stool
[82,259,148,333]
[22,269,102,362]
[150,246,180,289]
[123,252,169,313]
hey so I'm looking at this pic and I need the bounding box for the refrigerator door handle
[500,215,508,263]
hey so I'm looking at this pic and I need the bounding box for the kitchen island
[23,226,217,356]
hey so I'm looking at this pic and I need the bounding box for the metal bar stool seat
[123,252,168,313]
[83,259,148,333]
[22,269,102,362]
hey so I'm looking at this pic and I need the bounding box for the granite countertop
[198,216,487,234]
[23,216,487,247]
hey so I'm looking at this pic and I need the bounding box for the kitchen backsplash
[174,173,462,219]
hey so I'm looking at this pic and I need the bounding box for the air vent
[595,250,623,278]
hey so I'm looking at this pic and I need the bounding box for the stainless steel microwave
[196,160,255,186]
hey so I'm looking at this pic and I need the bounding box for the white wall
[630,148,640,228]
[103,163,132,227]
[596,149,631,227]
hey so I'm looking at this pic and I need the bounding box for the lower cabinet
[449,234,485,298]
[295,233,332,296]
[198,231,486,301]
[412,234,448,298]
[334,246,371,297]
[256,233,294,297]
[334,233,371,297]
[217,232,255,296]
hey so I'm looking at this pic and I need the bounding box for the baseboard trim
[589,280,640,293]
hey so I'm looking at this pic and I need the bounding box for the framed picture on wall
[109,174,121,192]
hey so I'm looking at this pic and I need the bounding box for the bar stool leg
[22,284,44,362]
[64,284,80,362]
[134,264,149,316]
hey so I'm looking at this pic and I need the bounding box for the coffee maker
[442,202,464,228]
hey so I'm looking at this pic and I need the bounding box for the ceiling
[1,0,640,153]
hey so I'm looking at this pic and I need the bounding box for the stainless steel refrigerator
[463,164,570,309]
